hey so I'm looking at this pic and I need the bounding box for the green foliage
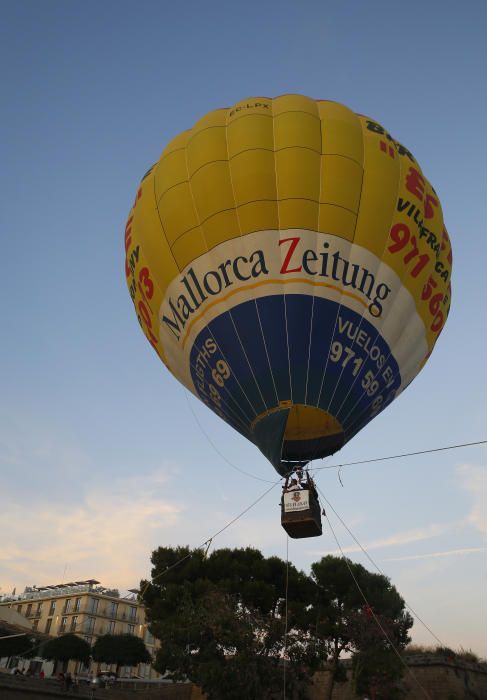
[143,546,323,700]
[310,555,412,699]
[406,645,485,666]
[436,646,456,658]
[41,633,91,664]
[353,648,405,699]
[155,585,284,699]
[456,647,480,664]
[142,547,413,700]
[92,633,151,672]
[0,627,38,658]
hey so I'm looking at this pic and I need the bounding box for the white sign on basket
[283,490,310,513]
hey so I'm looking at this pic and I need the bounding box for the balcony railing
[121,612,139,623]
[96,607,140,623]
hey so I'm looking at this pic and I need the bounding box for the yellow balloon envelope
[125,95,452,475]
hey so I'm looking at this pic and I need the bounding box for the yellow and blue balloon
[125,95,452,475]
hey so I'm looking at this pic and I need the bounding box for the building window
[45,618,52,634]
[107,620,116,634]
[128,606,137,622]
[32,619,39,631]
[79,659,90,674]
[35,603,42,616]
[49,601,56,616]
[88,597,99,614]
[60,617,68,633]
[140,663,151,679]
[86,617,95,634]
[70,616,78,632]
[74,597,81,612]
[17,605,22,614]
[26,603,32,617]
[128,624,135,635]
[63,599,72,614]
[108,602,118,618]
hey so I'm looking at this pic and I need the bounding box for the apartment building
[0,579,160,678]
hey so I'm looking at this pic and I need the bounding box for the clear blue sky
[2,0,487,654]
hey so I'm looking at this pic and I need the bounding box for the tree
[0,627,38,659]
[142,546,324,700]
[311,555,413,700]
[352,646,405,700]
[41,633,91,668]
[142,547,413,699]
[92,633,151,676]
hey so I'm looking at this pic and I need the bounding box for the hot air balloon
[124,95,452,536]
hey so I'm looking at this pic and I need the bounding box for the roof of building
[0,580,139,604]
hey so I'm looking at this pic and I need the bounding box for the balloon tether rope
[315,481,447,649]
[317,488,433,700]
[283,534,289,700]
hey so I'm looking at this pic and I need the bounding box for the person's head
[290,478,297,485]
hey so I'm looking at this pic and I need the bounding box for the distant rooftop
[40,579,100,590]
[0,579,139,604]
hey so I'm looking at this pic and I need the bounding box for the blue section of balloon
[189,295,401,452]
